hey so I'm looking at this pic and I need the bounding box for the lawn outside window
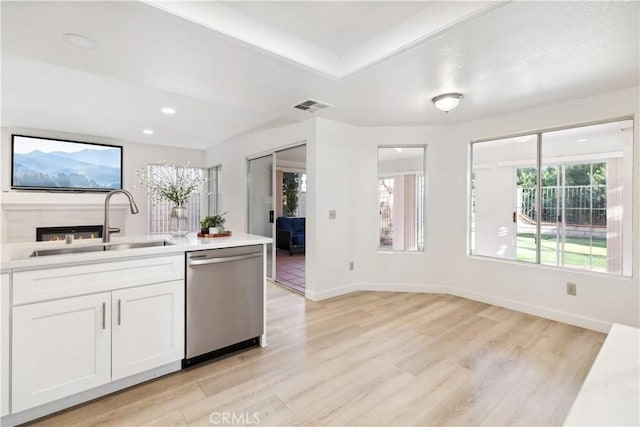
[469,118,633,277]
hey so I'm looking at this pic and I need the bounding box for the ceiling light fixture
[161,107,176,115]
[63,33,97,49]
[431,93,463,113]
[142,129,154,135]
[577,138,588,142]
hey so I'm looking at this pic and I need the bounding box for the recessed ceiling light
[63,33,97,49]
[161,107,176,115]
[577,138,588,142]
[432,93,463,113]
[142,129,154,135]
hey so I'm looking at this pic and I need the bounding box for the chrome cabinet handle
[102,302,106,330]
[118,299,122,325]
[189,252,261,266]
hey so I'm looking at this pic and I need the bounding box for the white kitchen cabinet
[11,293,112,413]
[1,273,10,417]
[11,279,186,413]
[111,281,184,380]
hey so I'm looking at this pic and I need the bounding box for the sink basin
[104,241,176,251]
[30,240,175,257]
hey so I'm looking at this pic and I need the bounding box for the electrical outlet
[329,210,336,220]
[566,282,577,296]
[349,261,354,271]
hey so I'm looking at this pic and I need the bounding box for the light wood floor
[31,284,605,427]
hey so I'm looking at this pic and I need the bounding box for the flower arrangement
[137,161,206,206]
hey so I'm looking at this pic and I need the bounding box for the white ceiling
[221,1,432,57]
[1,1,638,151]
[147,1,495,77]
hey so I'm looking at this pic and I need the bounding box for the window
[378,146,426,251]
[470,119,633,276]
[148,163,205,234]
[281,172,306,217]
[208,165,222,215]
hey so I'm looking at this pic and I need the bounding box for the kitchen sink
[104,241,176,251]
[29,240,176,257]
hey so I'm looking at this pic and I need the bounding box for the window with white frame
[377,146,426,252]
[148,163,205,234]
[469,118,633,276]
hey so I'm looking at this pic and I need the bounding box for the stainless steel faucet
[103,189,140,243]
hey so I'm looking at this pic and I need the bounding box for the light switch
[329,210,336,220]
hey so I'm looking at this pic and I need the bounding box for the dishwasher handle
[189,252,262,266]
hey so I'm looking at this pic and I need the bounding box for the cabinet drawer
[13,255,184,304]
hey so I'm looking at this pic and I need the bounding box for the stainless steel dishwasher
[184,245,264,367]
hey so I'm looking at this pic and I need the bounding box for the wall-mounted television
[11,135,123,192]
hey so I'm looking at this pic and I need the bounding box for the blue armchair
[276,217,305,255]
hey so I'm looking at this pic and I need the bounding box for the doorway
[247,144,306,294]
[274,145,306,293]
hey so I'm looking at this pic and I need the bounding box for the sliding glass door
[247,154,275,279]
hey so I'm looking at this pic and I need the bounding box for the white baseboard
[305,282,446,301]
[447,286,612,333]
[305,282,612,333]
[305,283,358,301]
[355,282,448,294]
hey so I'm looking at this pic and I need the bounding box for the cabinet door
[12,293,111,413]
[1,274,10,417]
[111,281,184,380]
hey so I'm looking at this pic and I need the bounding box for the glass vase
[169,205,189,237]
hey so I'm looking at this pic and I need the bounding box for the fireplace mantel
[0,192,130,210]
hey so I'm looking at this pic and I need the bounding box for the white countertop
[563,323,640,426]
[0,233,272,271]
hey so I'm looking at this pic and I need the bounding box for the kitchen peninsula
[0,233,271,426]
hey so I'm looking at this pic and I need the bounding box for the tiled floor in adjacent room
[275,251,305,293]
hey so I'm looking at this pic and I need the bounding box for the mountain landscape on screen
[13,148,121,189]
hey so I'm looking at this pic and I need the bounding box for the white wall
[310,119,360,298]
[2,85,636,330]
[206,88,639,331]
[204,121,314,233]
[350,126,450,292]
[446,87,640,330]
[0,127,205,241]
[204,120,316,290]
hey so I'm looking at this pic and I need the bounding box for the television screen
[11,135,123,191]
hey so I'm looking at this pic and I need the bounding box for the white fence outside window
[147,164,205,234]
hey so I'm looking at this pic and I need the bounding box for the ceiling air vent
[292,99,333,113]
